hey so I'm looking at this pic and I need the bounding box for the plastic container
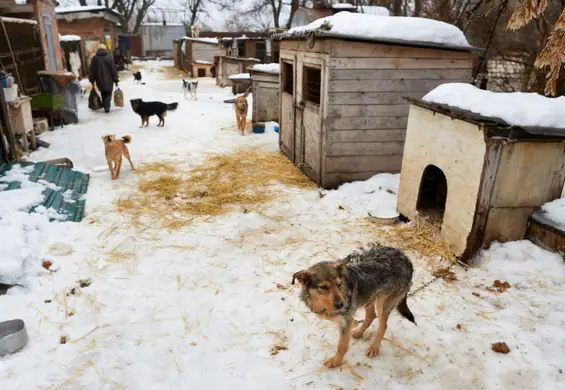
[273,124,279,133]
[2,84,18,102]
[0,319,28,357]
[252,123,265,134]
[33,117,49,135]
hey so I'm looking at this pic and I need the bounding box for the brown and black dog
[102,134,135,180]
[234,88,251,135]
[292,246,416,368]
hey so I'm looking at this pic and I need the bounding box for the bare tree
[110,0,157,33]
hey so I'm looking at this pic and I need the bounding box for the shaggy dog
[234,88,251,135]
[292,245,416,368]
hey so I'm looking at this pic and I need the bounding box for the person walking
[89,44,119,113]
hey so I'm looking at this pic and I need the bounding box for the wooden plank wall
[251,72,280,123]
[323,40,475,188]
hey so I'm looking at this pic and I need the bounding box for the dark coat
[89,49,118,92]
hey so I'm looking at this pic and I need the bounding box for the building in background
[56,5,121,68]
[140,22,185,58]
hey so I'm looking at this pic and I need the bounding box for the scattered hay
[116,147,314,229]
[270,345,288,356]
[365,214,459,266]
[135,162,178,174]
[491,342,510,354]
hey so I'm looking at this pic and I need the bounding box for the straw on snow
[116,148,314,230]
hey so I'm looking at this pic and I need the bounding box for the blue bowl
[273,125,279,133]
[252,124,265,134]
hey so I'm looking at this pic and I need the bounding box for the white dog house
[397,84,565,261]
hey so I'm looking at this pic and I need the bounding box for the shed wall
[251,71,280,123]
[325,40,474,188]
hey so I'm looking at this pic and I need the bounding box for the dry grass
[365,213,458,266]
[116,147,314,230]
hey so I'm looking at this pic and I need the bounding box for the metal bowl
[0,319,28,356]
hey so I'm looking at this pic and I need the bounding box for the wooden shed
[275,17,477,189]
[249,64,280,123]
[397,100,565,261]
[216,56,260,88]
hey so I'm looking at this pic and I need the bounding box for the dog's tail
[397,294,416,325]
[121,135,132,144]
[167,102,179,111]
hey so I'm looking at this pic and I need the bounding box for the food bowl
[252,123,265,134]
[0,319,28,356]
[367,211,400,225]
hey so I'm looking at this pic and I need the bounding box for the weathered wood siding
[325,40,474,188]
[251,71,280,123]
[192,42,220,64]
[279,38,475,189]
[217,56,260,87]
[397,105,486,258]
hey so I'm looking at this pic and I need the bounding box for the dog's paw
[366,346,380,357]
[324,355,344,368]
[352,328,365,339]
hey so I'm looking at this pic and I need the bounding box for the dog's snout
[334,300,344,310]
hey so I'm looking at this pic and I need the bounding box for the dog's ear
[292,270,310,285]
[334,260,348,277]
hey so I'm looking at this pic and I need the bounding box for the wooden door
[279,59,296,161]
[297,60,324,183]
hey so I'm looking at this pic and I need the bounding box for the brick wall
[32,0,63,71]
[58,18,118,68]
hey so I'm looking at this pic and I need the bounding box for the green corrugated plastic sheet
[0,162,89,222]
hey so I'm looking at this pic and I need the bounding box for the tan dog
[102,134,135,180]
[235,88,251,135]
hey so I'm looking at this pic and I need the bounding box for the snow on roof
[285,11,472,49]
[359,5,391,16]
[181,37,219,44]
[194,60,213,65]
[423,83,565,129]
[333,3,355,9]
[229,73,251,80]
[56,5,106,13]
[541,198,565,228]
[59,34,81,42]
[250,63,280,74]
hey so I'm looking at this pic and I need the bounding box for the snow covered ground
[1,61,565,389]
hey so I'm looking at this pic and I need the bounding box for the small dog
[292,245,416,368]
[133,71,142,84]
[182,77,198,100]
[234,88,251,135]
[130,98,179,127]
[102,134,135,180]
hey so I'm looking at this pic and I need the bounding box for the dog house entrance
[416,165,447,223]
[197,68,206,77]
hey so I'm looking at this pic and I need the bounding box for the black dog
[130,99,178,127]
[133,71,142,84]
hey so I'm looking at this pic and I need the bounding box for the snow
[423,83,565,128]
[59,34,81,42]
[194,60,212,65]
[181,37,219,44]
[541,197,565,227]
[333,3,355,9]
[1,60,565,390]
[0,164,67,286]
[56,5,107,14]
[251,63,280,74]
[359,5,392,16]
[229,73,251,80]
[286,11,472,49]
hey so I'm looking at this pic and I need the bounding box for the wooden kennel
[397,100,565,261]
[276,34,477,189]
[249,66,280,124]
